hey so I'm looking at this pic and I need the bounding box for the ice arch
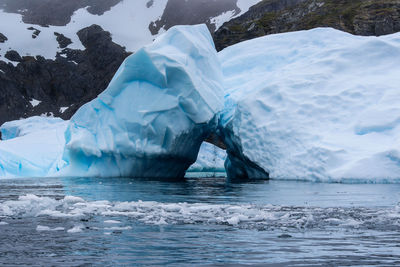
[56,24,225,178]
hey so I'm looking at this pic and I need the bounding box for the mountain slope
[214,0,400,50]
[0,25,129,125]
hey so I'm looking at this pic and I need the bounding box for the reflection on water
[0,177,400,266]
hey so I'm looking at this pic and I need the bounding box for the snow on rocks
[57,24,224,178]
[218,28,400,182]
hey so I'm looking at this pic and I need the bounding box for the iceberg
[0,117,68,177]
[0,116,66,140]
[57,24,224,178]
[186,142,227,177]
[218,28,400,182]
[1,26,400,183]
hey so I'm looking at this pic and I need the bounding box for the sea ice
[57,24,224,178]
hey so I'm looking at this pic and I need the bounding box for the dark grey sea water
[1,177,400,266]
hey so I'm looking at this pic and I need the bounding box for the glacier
[1,25,400,182]
[57,24,224,178]
[219,28,400,182]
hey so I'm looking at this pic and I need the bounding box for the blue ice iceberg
[0,117,68,177]
[57,24,224,178]
[1,26,400,183]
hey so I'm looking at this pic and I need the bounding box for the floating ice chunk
[67,225,84,233]
[36,225,51,231]
[104,226,132,230]
[59,24,224,178]
[0,117,68,178]
[0,116,66,140]
[187,142,226,174]
[36,225,65,231]
[218,28,400,181]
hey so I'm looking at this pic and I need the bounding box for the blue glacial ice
[0,117,68,177]
[186,142,227,177]
[56,24,224,178]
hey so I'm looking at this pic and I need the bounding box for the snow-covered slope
[0,1,168,61]
[0,0,262,62]
[219,28,400,182]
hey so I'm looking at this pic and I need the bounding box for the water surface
[1,177,400,266]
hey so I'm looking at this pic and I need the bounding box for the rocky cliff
[214,0,400,50]
[0,25,129,125]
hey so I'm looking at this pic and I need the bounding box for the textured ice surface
[0,118,226,178]
[0,117,68,177]
[0,116,65,140]
[58,24,224,178]
[219,28,400,182]
[187,142,226,174]
[1,27,400,182]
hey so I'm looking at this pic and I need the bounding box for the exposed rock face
[27,27,41,39]
[4,50,22,62]
[149,0,239,34]
[0,0,122,26]
[0,24,130,126]
[0,32,7,43]
[54,32,72,48]
[214,0,400,51]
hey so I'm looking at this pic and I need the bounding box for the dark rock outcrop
[27,27,41,39]
[5,50,22,62]
[149,0,239,34]
[0,24,130,125]
[214,0,400,51]
[0,33,7,43]
[54,32,72,48]
[146,0,154,8]
[0,0,122,26]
